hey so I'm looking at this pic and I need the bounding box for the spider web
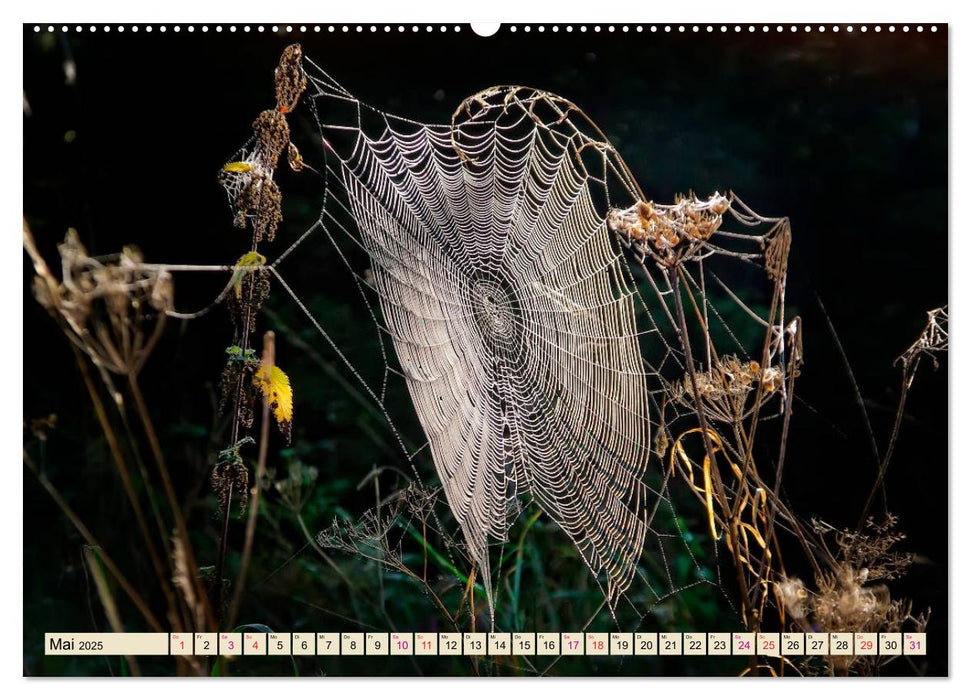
[214,54,796,634]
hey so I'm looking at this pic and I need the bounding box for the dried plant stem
[670,267,760,678]
[816,295,883,486]
[226,331,275,630]
[857,369,912,531]
[735,275,784,503]
[83,547,141,676]
[214,482,233,616]
[127,373,216,632]
[757,325,804,585]
[68,342,183,631]
[24,451,164,632]
[215,235,261,618]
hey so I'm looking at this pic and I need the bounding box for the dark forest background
[23,24,947,676]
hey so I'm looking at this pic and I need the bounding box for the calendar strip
[44,632,926,657]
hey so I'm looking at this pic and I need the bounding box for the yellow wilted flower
[253,362,292,442]
[232,251,267,298]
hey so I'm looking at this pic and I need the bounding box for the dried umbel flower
[830,515,915,582]
[31,229,172,376]
[788,516,926,676]
[672,355,786,423]
[397,483,439,520]
[813,564,893,634]
[897,306,948,372]
[608,191,730,267]
[274,43,307,114]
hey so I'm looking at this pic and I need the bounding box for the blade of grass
[83,547,141,676]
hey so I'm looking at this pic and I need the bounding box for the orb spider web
[202,50,800,637]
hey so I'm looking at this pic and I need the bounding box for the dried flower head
[792,516,926,675]
[253,109,291,170]
[31,229,172,376]
[608,191,730,267]
[672,355,786,423]
[226,262,271,328]
[253,177,283,243]
[897,306,948,372]
[210,437,254,514]
[218,350,258,430]
[774,576,809,620]
[274,43,307,114]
